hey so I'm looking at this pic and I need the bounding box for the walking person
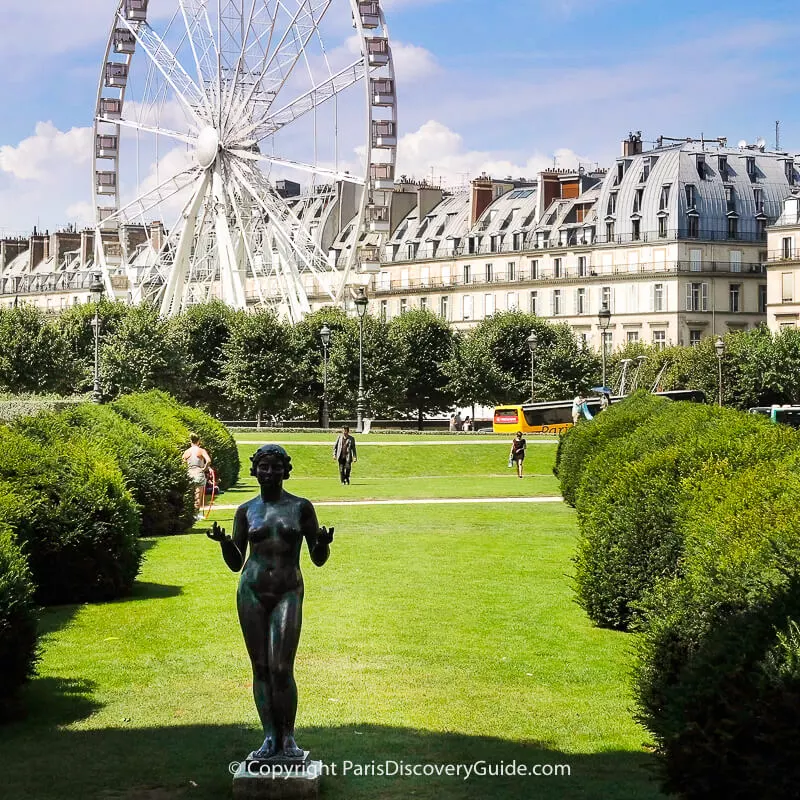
[333,426,357,485]
[571,394,585,426]
[462,415,472,432]
[182,433,212,518]
[600,391,610,412]
[509,431,527,478]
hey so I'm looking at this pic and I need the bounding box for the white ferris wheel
[92,0,397,322]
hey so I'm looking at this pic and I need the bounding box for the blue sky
[0,0,798,232]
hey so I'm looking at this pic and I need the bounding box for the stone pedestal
[232,753,322,800]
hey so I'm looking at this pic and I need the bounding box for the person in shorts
[509,431,527,478]
[182,434,212,517]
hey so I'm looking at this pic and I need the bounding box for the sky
[0,0,798,234]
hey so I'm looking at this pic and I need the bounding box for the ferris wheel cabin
[124,0,148,22]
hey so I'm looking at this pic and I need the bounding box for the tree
[388,310,455,428]
[221,311,297,420]
[169,301,238,416]
[445,331,504,416]
[100,304,189,398]
[0,305,71,394]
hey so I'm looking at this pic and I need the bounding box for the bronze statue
[208,444,333,763]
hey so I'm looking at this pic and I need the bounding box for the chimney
[28,232,47,271]
[417,184,445,221]
[80,229,94,268]
[622,131,643,158]
[50,230,81,269]
[470,174,494,226]
[149,221,165,253]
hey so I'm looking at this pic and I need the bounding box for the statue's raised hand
[207,521,228,543]
[317,526,334,545]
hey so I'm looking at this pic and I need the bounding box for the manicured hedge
[0,394,87,424]
[0,427,141,605]
[0,522,38,718]
[113,390,240,490]
[635,462,800,799]
[15,405,194,537]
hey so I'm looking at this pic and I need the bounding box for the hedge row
[557,394,800,797]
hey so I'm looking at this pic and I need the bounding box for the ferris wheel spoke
[118,15,209,126]
[178,0,220,103]
[232,149,365,185]
[107,167,200,225]
[106,116,197,146]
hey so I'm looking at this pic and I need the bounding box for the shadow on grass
[0,709,664,800]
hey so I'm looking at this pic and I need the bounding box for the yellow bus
[493,391,706,435]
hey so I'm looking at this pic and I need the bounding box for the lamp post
[715,336,725,407]
[354,287,369,433]
[526,331,538,401]
[89,271,104,403]
[319,324,331,429]
[598,303,612,390]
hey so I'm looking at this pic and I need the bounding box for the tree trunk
[257,408,263,429]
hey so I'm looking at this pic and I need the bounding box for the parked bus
[493,390,706,435]
[748,405,800,428]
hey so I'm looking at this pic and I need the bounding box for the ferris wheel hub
[196,126,221,169]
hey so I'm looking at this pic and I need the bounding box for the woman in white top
[182,434,212,517]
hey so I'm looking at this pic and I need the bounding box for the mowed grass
[0,439,662,800]
[218,440,560,503]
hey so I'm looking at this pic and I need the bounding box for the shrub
[574,404,799,629]
[634,462,800,799]
[0,394,88,424]
[556,392,669,506]
[15,405,194,537]
[113,390,240,490]
[0,522,38,718]
[0,427,141,605]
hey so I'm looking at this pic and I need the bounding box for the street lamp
[319,324,331,429]
[89,271,104,404]
[715,336,725,407]
[354,287,369,433]
[598,303,612,390]
[526,330,538,401]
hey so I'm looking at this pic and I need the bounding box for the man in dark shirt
[333,426,358,485]
[510,431,527,478]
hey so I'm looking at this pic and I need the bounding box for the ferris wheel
[92,0,397,322]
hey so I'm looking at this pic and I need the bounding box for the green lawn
[0,441,663,800]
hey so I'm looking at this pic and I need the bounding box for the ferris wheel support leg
[160,171,211,317]
[212,167,247,310]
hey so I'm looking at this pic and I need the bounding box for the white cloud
[395,120,588,186]
[0,122,91,183]
[391,41,439,82]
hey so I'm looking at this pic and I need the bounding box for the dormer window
[726,186,736,213]
[696,155,706,179]
[660,184,671,210]
[616,162,624,185]
[754,187,764,214]
[718,156,729,182]
[685,184,697,208]
[786,160,796,186]
[633,188,644,214]
[607,192,617,215]
[641,158,651,183]
[606,220,615,242]
[746,157,757,182]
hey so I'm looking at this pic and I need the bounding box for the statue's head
[250,444,293,483]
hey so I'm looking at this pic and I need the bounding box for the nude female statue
[207,444,333,762]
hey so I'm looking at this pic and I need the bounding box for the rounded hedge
[0,427,141,605]
[15,405,194,537]
[113,390,240,491]
[634,462,800,799]
[0,523,38,718]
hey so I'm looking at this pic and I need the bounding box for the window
[420,266,430,287]
[786,160,796,186]
[379,270,390,290]
[729,283,741,312]
[696,155,706,179]
[602,331,613,356]
[512,233,522,251]
[485,263,494,282]
[400,298,408,314]
[463,264,472,283]
[552,289,562,316]
[754,187,764,213]
[578,256,588,277]
[441,265,451,285]
[420,297,429,311]
[653,283,664,312]
[607,192,617,215]
[616,162,624,185]
[718,156,729,182]
[507,292,518,310]
[782,273,793,303]
[725,186,736,213]
[757,219,767,239]
[690,249,702,272]
[729,251,742,272]
[689,330,702,347]
[658,216,668,238]
[653,330,667,350]
[490,236,499,254]
[380,299,388,321]
[685,184,697,208]
[627,330,640,344]
[401,269,410,288]
[606,221,615,242]
[633,188,644,213]
[727,216,738,240]
[659,185,671,210]
[467,237,476,254]
[783,237,794,259]
[641,159,651,183]
[601,286,612,311]
[485,293,495,316]
[759,284,767,313]
[463,295,473,320]
[508,262,516,281]
[576,288,587,315]
[686,282,709,311]
[687,215,699,238]
[529,291,538,315]
[406,243,416,260]
[632,218,641,241]
[530,259,539,279]
[746,156,756,181]
[553,258,562,278]
[440,295,450,319]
